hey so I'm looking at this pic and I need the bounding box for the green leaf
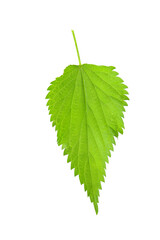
[46,31,129,214]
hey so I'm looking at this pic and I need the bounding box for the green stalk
[71,30,81,65]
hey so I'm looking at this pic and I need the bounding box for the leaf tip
[94,202,99,215]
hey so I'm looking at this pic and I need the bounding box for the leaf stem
[71,30,81,65]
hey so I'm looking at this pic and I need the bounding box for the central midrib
[79,67,96,205]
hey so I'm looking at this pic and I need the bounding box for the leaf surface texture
[46,64,129,213]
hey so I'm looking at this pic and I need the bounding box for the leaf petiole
[71,30,81,65]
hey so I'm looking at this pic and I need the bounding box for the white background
[0,0,160,239]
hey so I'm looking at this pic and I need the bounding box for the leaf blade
[46,64,129,214]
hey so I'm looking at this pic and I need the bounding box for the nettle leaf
[46,30,129,214]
